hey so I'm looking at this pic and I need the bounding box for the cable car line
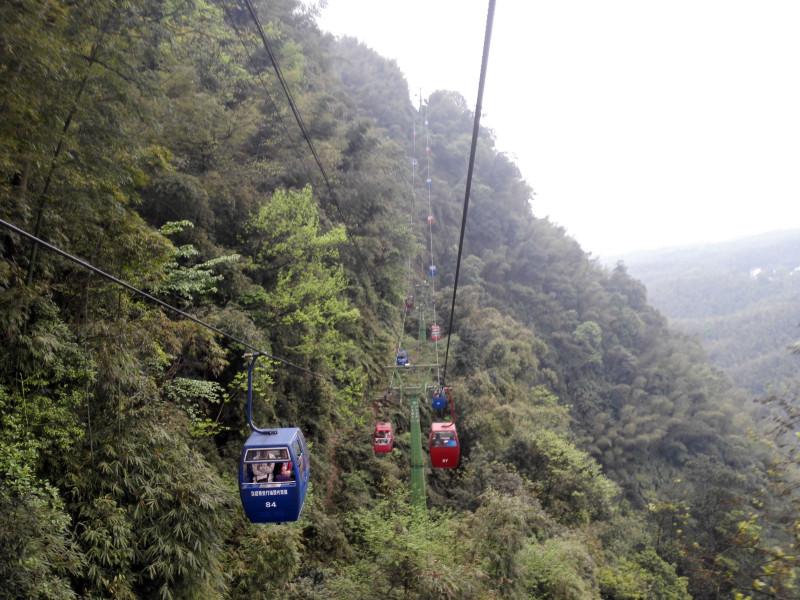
[423,103,442,385]
[5,1,497,524]
[441,0,497,386]
[239,0,332,196]
[237,0,373,277]
[411,98,417,228]
[220,3,315,183]
[387,297,410,391]
[0,217,326,381]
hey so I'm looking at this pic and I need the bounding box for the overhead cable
[238,0,369,266]
[423,104,442,385]
[220,3,314,181]
[442,0,497,384]
[0,218,326,380]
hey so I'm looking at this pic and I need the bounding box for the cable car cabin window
[244,448,295,485]
[273,461,295,483]
[245,448,288,462]
[291,438,306,478]
[431,431,458,447]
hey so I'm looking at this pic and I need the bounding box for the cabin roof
[243,428,299,447]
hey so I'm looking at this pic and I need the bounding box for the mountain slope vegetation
[622,231,800,395]
[1,1,798,598]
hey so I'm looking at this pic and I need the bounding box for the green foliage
[246,186,355,341]
[573,320,604,369]
[462,491,548,598]
[162,377,227,437]
[517,534,599,599]
[245,185,365,421]
[598,549,690,600]
[155,220,241,305]
[67,406,233,600]
[320,490,483,599]
[227,520,304,599]
[623,231,800,394]
[75,495,136,599]
[506,429,619,525]
[0,485,80,600]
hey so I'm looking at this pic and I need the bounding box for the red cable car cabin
[373,421,394,454]
[430,324,442,341]
[429,422,459,469]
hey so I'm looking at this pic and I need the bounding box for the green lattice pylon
[418,300,426,344]
[409,392,426,509]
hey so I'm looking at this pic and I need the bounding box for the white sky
[316,1,800,258]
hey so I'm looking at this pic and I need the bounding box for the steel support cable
[386,303,410,393]
[238,0,372,276]
[221,2,316,185]
[388,112,420,394]
[409,113,417,293]
[424,105,442,385]
[220,4,365,296]
[239,0,332,194]
[411,110,416,228]
[0,218,327,380]
[441,0,497,385]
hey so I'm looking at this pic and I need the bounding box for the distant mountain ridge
[616,229,800,286]
[620,229,800,393]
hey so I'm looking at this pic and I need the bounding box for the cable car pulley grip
[245,352,279,435]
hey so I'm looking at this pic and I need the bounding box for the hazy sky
[316,1,800,258]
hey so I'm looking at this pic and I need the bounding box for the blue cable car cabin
[428,265,437,278]
[431,389,447,412]
[239,428,310,523]
[396,349,409,366]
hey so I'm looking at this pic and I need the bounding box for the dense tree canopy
[623,231,800,395]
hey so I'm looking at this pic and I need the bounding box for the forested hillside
[621,231,800,394]
[2,2,799,598]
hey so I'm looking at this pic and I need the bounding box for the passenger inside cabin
[432,433,443,447]
[274,462,294,482]
[252,454,275,483]
[435,431,457,447]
